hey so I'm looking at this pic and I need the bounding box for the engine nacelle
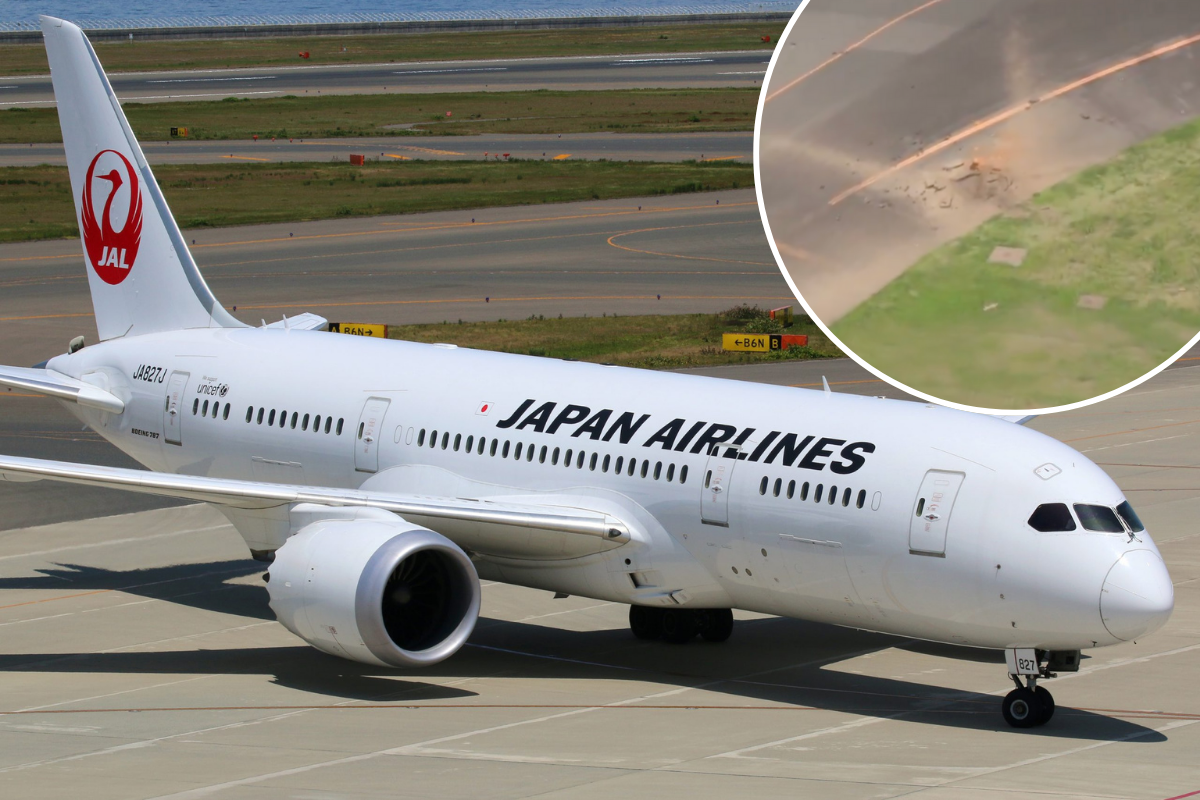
[267,515,480,667]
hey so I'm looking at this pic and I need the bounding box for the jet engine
[267,514,480,667]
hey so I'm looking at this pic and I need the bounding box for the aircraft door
[162,371,190,446]
[701,451,735,526]
[354,397,391,473]
[909,470,965,556]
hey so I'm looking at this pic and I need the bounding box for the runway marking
[0,560,246,612]
[1064,417,1200,444]
[147,76,277,84]
[699,155,743,162]
[613,57,714,64]
[607,220,775,266]
[394,67,507,75]
[552,153,572,160]
[391,145,466,156]
[383,153,412,160]
[764,0,952,104]
[790,378,885,389]
[829,28,1200,205]
[235,294,795,312]
[718,71,766,75]
[219,154,270,162]
[0,523,228,563]
[0,311,92,322]
[0,200,759,264]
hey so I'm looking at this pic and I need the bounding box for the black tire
[1002,687,1043,729]
[699,609,734,643]
[1034,686,1055,725]
[660,609,699,644]
[629,605,663,640]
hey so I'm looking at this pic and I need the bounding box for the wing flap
[0,454,630,544]
[0,365,124,414]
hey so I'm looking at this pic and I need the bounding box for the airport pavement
[759,0,1200,321]
[0,50,771,107]
[0,358,1196,798]
[0,131,751,166]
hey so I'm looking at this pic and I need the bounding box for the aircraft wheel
[661,609,699,643]
[629,605,663,640]
[699,609,734,643]
[1002,687,1043,729]
[1034,686,1055,725]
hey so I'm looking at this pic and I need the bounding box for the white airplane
[0,17,1175,729]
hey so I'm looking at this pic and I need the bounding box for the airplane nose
[1100,550,1174,641]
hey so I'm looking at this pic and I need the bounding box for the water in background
[2,1,796,30]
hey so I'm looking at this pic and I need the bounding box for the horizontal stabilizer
[0,454,630,544]
[0,365,124,413]
[264,313,329,332]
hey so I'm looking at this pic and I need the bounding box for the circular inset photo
[757,0,1200,412]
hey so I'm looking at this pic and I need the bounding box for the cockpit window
[1073,504,1124,533]
[1115,500,1145,533]
[1028,503,1076,532]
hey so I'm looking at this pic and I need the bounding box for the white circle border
[751,0,1200,417]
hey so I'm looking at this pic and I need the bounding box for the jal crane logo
[81,150,143,286]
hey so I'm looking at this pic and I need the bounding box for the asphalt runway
[0,357,1197,798]
[758,0,1200,321]
[0,50,771,107]
[0,131,752,166]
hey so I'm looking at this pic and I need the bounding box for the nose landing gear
[1002,648,1073,728]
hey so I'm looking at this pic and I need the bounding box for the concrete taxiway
[0,131,751,166]
[0,359,1197,799]
[759,0,1200,321]
[0,50,771,107]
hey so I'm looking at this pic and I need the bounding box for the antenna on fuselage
[822,376,831,396]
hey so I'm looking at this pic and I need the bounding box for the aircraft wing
[0,365,124,413]
[0,453,629,544]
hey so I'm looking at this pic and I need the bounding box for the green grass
[386,306,842,370]
[833,116,1200,409]
[0,22,783,77]
[0,88,759,143]
[0,159,753,243]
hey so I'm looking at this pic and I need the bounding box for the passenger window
[800,481,809,501]
[477,437,484,455]
[192,399,199,415]
[629,458,637,477]
[1116,500,1145,532]
[654,462,662,480]
[223,403,230,421]
[441,432,449,450]
[465,435,473,452]
[842,487,851,507]
[615,455,624,474]
[527,444,535,462]
[814,484,823,503]
[1029,503,1076,532]
[291,412,298,429]
[589,453,598,471]
[490,439,498,456]
[679,465,688,484]
[705,470,712,489]
[577,451,585,468]
[666,463,675,482]
[787,480,795,499]
[552,447,560,465]
[602,454,610,472]
[302,413,310,431]
[640,461,649,479]
[313,415,321,433]
[200,400,208,416]
[257,408,264,424]
[357,421,365,439]
[856,489,866,509]
[418,429,426,446]
[454,434,461,452]
[565,448,573,466]
[915,497,925,517]
[759,477,767,495]
[828,485,837,505]
[514,442,523,460]
[337,418,344,435]
[325,417,332,434]
[773,478,781,497]
[429,430,438,448]
[503,440,511,458]
[540,446,548,464]
[266,408,274,426]
[245,406,253,423]
[1074,504,1125,533]
[278,409,287,427]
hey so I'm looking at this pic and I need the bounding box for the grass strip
[0,88,759,143]
[0,22,783,77]
[0,159,753,243]
[385,305,841,370]
[833,116,1200,409]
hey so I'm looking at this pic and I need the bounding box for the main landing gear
[629,606,733,644]
[1001,648,1076,728]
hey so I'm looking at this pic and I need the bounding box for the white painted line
[718,71,767,75]
[147,76,278,84]
[394,67,508,75]
[613,57,714,64]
